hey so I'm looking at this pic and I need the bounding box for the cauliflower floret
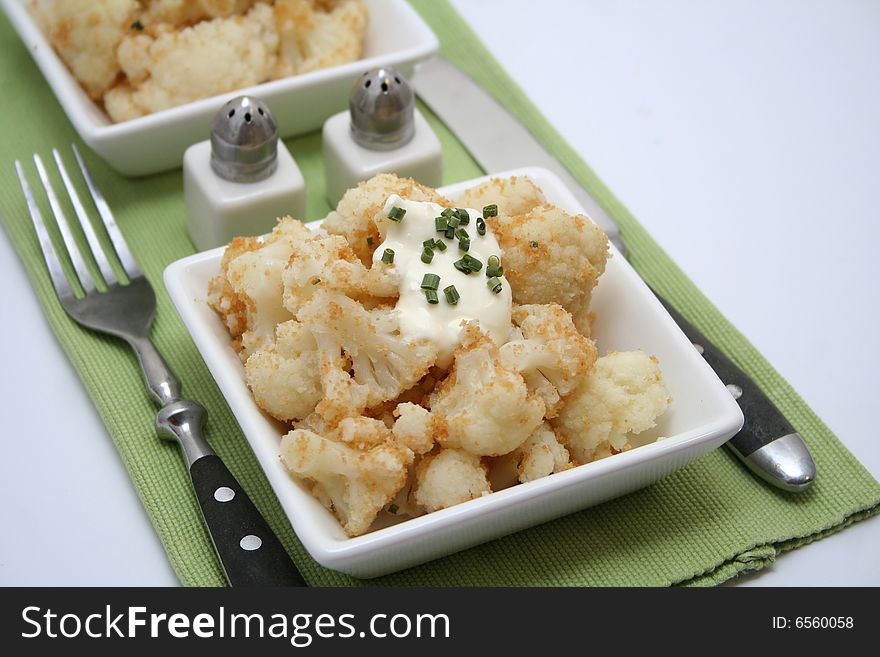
[280,428,412,536]
[500,304,597,417]
[274,0,367,77]
[455,175,547,219]
[280,231,398,316]
[36,0,138,100]
[209,218,311,358]
[104,2,279,122]
[514,423,571,483]
[244,320,321,422]
[297,290,438,422]
[392,402,435,455]
[430,325,544,456]
[490,205,609,335]
[207,235,260,348]
[322,174,450,265]
[412,449,490,513]
[552,351,671,464]
[140,0,259,27]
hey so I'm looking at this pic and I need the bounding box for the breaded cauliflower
[296,290,438,422]
[280,231,398,316]
[514,423,571,483]
[490,205,609,334]
[430,325,545,457]
[322,174,450,265]
[500,304,598,417]
[413,449,490,513]
[140,0,259,27]
[280,427,412,536]
[552,351,671,464]
[208,218,311,358]
[36,0,138,99]
[274,0,367,77]
[104,2,280,122]
[455,175,547,219]
[392,402,435,455]
[244,320,321,422]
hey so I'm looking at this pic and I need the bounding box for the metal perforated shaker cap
[210,96,278,182]
[349,68,415,150]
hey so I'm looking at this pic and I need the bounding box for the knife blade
[412,56,815,492]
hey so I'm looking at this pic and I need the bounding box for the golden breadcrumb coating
[413,449,490,513]
[105,3,279,122]
[430,324,545,457]
[36,0,368,122]
[490,204,609,334]
[281,426,412,536]
[35,0,138,100]
[552,351,671,464]
[274,0,367,77]
[323,173,451,266]
[456,175,547,219]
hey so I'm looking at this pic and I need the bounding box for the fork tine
[33,153,96,294]
[53,148,118,286]
[15,160,74,300]
[71,144,142,279]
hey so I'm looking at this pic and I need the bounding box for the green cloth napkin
[1,0,877,587]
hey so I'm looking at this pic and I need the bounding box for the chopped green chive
[483,204,498,217]
[131,20,144,30]
[435,216,448,232]
[366,236,374,247]
[441,208,455,217]
[382,248,395,263]
[455,208,470,225]
[421,273,440,290]
[421,248,434,264]
[486,255,503,277]
[423,238,436,249]
[455,228,469,240]
[458,237,470,252]
[433,238,447,252]
[453,259,472,275]
[424,289,439,304]
[476,218,487,235]
[388,503,400,514]
[387,206,406,222]
[444,226,455,239]
[444,285,460,305]
[487,277,503,294]
[462,253,483,272]
[530,240,539,248]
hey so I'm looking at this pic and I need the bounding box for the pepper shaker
[322,68,443,206]
[184,96,306,251]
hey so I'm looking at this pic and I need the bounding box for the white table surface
[1,0,877,586]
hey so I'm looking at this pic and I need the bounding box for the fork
[15,144,306,587]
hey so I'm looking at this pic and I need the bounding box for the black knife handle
[655,294,789,455]
[651,290,814,491]
[190,455,307,587]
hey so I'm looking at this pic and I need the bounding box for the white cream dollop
[373,195,512,368]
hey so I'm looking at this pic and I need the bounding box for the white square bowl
[164,167,743,578]
[1,0,438,176]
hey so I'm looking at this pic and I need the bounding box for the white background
[0,0,877,585]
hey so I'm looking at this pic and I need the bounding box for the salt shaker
[184,96,306,251]
[322,68,443,206]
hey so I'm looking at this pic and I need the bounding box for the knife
[412,56,815,492]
